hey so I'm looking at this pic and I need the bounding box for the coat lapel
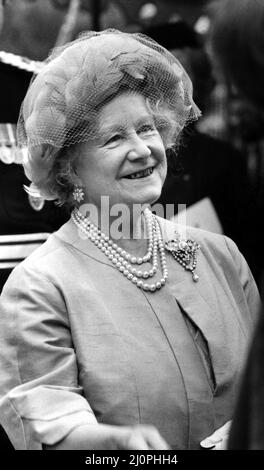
[157,216,230,376]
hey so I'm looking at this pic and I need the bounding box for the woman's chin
[130,190,162,207]
[110,183,163,208]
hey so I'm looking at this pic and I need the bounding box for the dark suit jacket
[229,300,264,449]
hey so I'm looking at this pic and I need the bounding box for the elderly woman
[0,29,260,450]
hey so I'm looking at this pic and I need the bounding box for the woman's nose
[127,134,151,160]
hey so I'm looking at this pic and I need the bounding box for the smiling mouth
[124,167,154,180]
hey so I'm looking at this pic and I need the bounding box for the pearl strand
[71,207,168,292]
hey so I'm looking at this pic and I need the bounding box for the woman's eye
[105,134,121,145]
[138,125,156,135]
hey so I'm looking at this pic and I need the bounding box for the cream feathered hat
[17,29,201,200]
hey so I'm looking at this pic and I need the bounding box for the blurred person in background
[208,0,264,283]
[209,0,264,449]
[0,0,67,449]
[0,0,68,294]
[143,20,260,285]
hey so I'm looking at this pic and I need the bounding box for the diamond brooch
[165,233,200,282]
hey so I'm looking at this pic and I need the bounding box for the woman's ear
[70,145,83,186]
[71,170,82,187]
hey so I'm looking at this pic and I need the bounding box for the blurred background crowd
[1,0,263,288]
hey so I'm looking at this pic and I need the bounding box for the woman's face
[75,92,167,209]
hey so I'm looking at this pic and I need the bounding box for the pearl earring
[73,186,85,203]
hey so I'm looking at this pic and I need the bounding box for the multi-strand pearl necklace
[71,207,168,292]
